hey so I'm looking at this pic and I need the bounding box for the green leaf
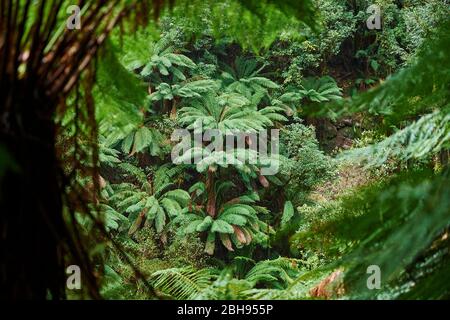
[370,60,379,72]
[220,214,247,226]
[145,196,157,210]
[172,67,186,81]
[251,77,279,89]
[165,189,191,206]
[128,213,144,236]
[133,126,153,153]
[158,64,169,76]
[211,220,234,234]
[160,56,172,68]
[205,232,216,255]
[185,220,203,233]
[221,205,251,217]
[125,201,145,214]
[196,216,214,232]
[121,132,135,154]
[140,63,154,77]
[281,201,294,227]
[165,53,196,69]
[161,198,181,218]
[147,198,159,220]
[155,207,166,233]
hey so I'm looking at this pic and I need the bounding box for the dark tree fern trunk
[0,83,66,299]
[0,0,164,299]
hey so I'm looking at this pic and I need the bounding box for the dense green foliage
[44,0,449,300]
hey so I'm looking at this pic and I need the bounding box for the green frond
[151,267,215,300]
[211,220,235,234]
[342,110,450,168]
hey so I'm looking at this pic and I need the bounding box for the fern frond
[341,110,450,167]
[151,267,215,300]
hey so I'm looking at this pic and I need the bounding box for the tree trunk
[206,169,216,217]
[0,84,66,299]
[170,97,179,119]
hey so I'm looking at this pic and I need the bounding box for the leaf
[251,77,279,89]
[158,64,169,76]
[160,56,172,68]
[196,216,214,232]
[133,126,153,154]
[128,210,146,236]
[165,189,191,206]
[281,201,294,227]
[140,63,154,77]
[233,226,247,244]
[161,198,181,218]
[172,67,186,81]
[241,227,253,244]
[220,233,234,251]
[155,207,166,233]
[121,131,135,154]
[165,53,196,68]
[151,267,213,300]
[370,60,379,72]
[205,232,216,255]
[145,196,157,210]
[220,214,247,226]
[222,204,257,220]
[185,220,203,233]
[126,198,146,214]
[211,220,235,234]
[147,198,159,220]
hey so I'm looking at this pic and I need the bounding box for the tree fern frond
[151,267,215,300]
[341,110,450,167]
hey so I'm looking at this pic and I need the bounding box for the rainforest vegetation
[0,0,449,300]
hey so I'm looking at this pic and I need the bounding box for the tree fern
[122,29,196,81]
[301,76,342,102]
[178,91,285,133]
[221,56,278,99]
[172,187,271,255]
[107,176,190,235]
